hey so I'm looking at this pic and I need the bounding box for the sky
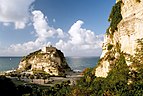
[0,0,115,57]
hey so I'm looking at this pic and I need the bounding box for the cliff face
[95,0,143,77]
[18,46,71,76]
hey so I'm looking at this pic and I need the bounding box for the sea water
[66,57,99,72]
[0,57,100,71]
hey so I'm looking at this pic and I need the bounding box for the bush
[0,76,18,96]
[107,44,113,50]
[106,1,122,34]
[69,54,130,95]
[136,0,141,3]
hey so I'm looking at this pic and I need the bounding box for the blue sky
[0,0,115,56]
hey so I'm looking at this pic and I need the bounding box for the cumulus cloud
[1,40,53,56]
[68,20,84,45]
[7,41,43,55]
[32,10,67,41]
[0,8,103,56]
[0,0,35,29]
[57,28,66,38]
[55,20,104,56]
[0,10,68,56]
[32,10,52,41]
[53,18,56,23]
[3,22,10,26]
[1,18,103,56]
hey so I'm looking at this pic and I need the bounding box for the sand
[1,71,83,86]
[24,71,83,86]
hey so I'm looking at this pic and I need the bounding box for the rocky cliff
[17,46,71,76]
[95,0,143,77]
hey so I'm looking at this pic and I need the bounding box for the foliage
[129,38,143,69]
[107,44,113,50]
[136,0,141,3]
[38,80,71,96]
[21,50,41,62]
[17,84,33,96]
[29,75,34,82]
[0,75,18,96]
[0,75,71,96]
[116,42,121,52]
[69,54,134,95]
[69,37,143,95]
[134,38,143,64]
[126,38,143,95]
[103,54,129,95]
[3,38,143,96]
[106,1,122,34]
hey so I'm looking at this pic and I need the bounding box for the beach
[26,71,82,86]
[1,70,83,86]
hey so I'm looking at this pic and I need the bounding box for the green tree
[103,54,129,95]
[107,0,122,34]
[29,75,34,82]
[17,74,21,80]
[0,75,18,96]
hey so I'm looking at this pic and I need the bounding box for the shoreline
[21,71,82,86]
[0,69,16,75]
[0,70,83,86]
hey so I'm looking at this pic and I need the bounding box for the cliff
[17,46,71,76]
[95,0,143,77]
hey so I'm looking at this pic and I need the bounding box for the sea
[0,57,100,72]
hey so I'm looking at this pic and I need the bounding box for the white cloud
[2,40,46,56]
[3,22,10,26]
[57,28,66,38]
[0,0,35,29]
[55,20,104,56]
[0,9,103,56]
[32,10,53,40]
[0,18,103,56]
[15,21,26,29]
[53,18,56,23]
[68,20,84,45]
[32,10,66,41]
[0,10,67,56]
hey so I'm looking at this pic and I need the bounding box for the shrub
[0,76,18,96]
[136,0,141,3]
[106,1,122,34]
[107,44,113,50]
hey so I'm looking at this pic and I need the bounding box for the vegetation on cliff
[106,1,122,34]
[2,41,143,95]
[69,37,143,95]
[134,38,143,65]
[21,50,41,62]
[18,46,71,76]
[0,75,72,96]
[136,0,141,3]
[2,1,143,96]
[69,52,143,95]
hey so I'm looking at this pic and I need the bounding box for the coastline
[0,69,16,75]
[0,70,83,86]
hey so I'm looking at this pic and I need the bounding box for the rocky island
[1,0,143,95]
[17,45,71,76]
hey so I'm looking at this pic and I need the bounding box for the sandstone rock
[95,0,143,77]
[17,46,71,76]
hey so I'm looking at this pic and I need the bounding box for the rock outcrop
[95,0,143,77]
[18,46,71,76]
